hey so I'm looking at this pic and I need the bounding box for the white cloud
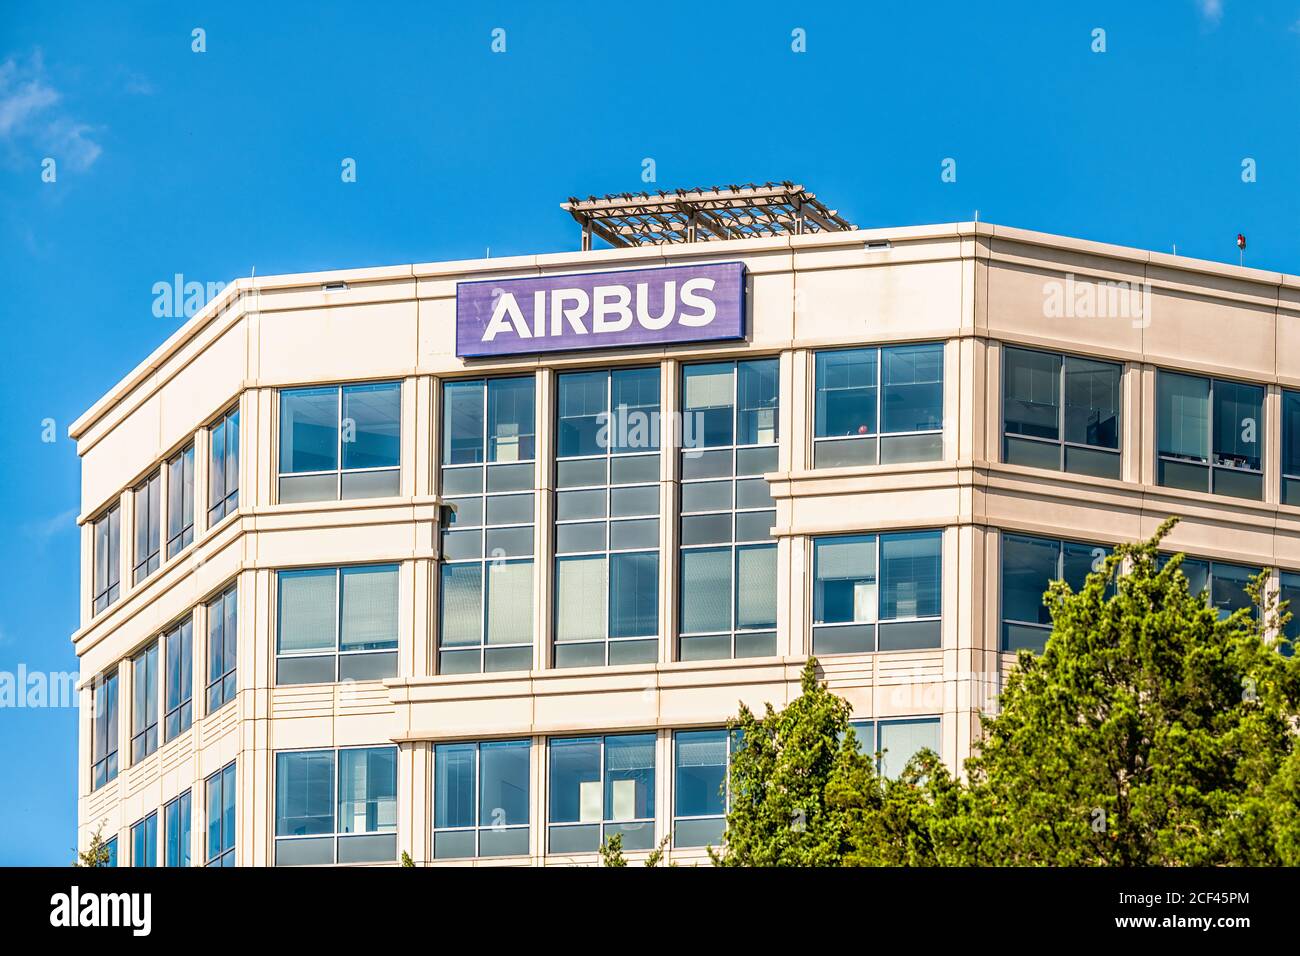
[22,508,78,545]
[0,51,102,171]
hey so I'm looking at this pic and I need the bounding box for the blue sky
[1,0,1297,864]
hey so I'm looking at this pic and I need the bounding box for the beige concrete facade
[70,221,1300,865]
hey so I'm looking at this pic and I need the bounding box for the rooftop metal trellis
[561,182,855,250]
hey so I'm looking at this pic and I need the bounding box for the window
[812,531,942,654]
[164,617,192,741]
[849,717,941,779]
[274,746,397,866]
[1002,347,1121,479]
[132,471,161,583]
[91,670,118,790]
[131,812,157,867]
[104,837,118,867]
[208,405,240,524]
[1001,533,1112,653]
[207,585,237,712]
[166,443,195,557]
[813,343,944,467]
[673,729,740,848]
[1279,572,1300,657]
[1161,556,1259,620]
[1157,371,1263,500]
[554,367,661,667]
[1282,390,1300,506]
[131,641,159,762]
[279,382,401,502]
[548,733,656,853]
[164,791,191,867]
[434,739,530,859]
[205,761,236,866]
[679,360,778,661]
[440,377,535,674]
[93,504,121,615]
[276,564,399,684]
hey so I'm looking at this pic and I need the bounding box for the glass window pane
[339,747,397,834]
[813,535,876,625]
[736,545,776,630]
[486,560,533,645]
[1063,357,1120,449]
[605,734,655,821]
[1003,347,1061,440]
[1061,541,1110,592]
[443,381,485,465]
[280,387,339,474]
[555,556,606,642]
[487,377,535,463]
[737,359,779,445]
[340,565,398,651]
[1001,534,1059,626]
[276,750,334,836]
[1284,391,1300,479]
[278,569,337,653]
[549,737,602,824]
[880,531,941,620]
[611,367,661,453]
[342,382,400,470]
[557,371,608,458]
[1280,572,1300,654]
[682,364,734,448]
[1210,562,1256,619]
[435,743,476,829]
[680,548,731,633]
[439,563,482,647]
[1158,371,1209,461]
[815,348,876,438]
[878,719,940,779]
[674,730,727,818]
[1212,380,1263,471]
[609,551,658,638]
[882,344,943,433]
[480,740,530,827]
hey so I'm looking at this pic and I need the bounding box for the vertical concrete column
[415,374,434,498]
[399,741,428,864]
[659,359,679,664]
[250,387,275,509]
[534,367,554,672]
[529,735,546,862]
[1136,365,1155,486]
[778,349,805,660]
[80,519,92,628]
[969,337,992,463]
[655,729,672,857]
[400,374,419,499]
[118,653,134,774]
[1265,385,1281,505]
[120,487,137,602]
[194,422,211,538]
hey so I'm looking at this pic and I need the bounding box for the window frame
[131,811,158,868]
[999,532,1113,653]
[1001,345,1122,479]
[208,404,240,525]
[438,375,536,675]
[91,669,119,791]
[1156,369,1264,499]
[810,529,944,655]
[132,470,161,584]
[273,745,398,866]
[130,640,159,763]
[275,563,400,685]
[432,738,532,860]
[672,728,740,849]
[848,716,941,779]
[164,790,191,867]
[163,615,193,742]
[677,358,779,662]
[278,381,403,503]
[92,504,121,616]
[546,732,657,854]
[205,760,236,866]
[553,365,662,668]
[206,584,238,713]
[166,443,196,558]
[812,342,945,467]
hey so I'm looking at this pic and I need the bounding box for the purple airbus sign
[455,262,746,357]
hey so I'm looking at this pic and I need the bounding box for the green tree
[598,832,627,867]
[74,823,112,867]
[959,517,1300,865]
[712,658,875,866]
[400,851,415,867]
